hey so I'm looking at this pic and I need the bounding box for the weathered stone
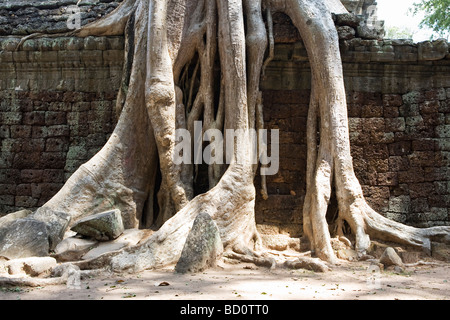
[357,25,384,40]
[336,248,359,261]
[431,242,450,262]
[418,39,449,61]
[81,228,150,260]
[31,207,71,250]
[398,251,421,264]
[71,209,124,241]
[337,26,356,40]
[0,209,32,227]
[261,234,299,251]
[52,236,97,262]
[0,218,49,259]
[380,247,403,267]
[334,13,363,28]
[175,212,223,274]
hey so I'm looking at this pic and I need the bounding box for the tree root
[0,265,107,288]
[223,245,331,273]
[0,276,66,288]
[283,257,330,273]
[3,0,448,275]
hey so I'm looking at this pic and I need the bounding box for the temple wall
[0,8,449,235]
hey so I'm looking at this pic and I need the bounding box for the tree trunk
[3,0,449,272]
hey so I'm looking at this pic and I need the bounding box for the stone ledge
[0,0,122,36]
[0,36,124,52]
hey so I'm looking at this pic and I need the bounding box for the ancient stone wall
[0,36,123,213]
[0,8,449,236]
[255,13,450,235]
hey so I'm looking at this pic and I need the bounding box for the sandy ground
[0,259,449,301]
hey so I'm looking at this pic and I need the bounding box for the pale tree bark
[3,0,449,273]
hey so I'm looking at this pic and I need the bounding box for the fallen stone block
[175,212,223,274]
[0,218,49,259]
[380,247,403,267]
[71,209,124,241]
[82,228,149,260]
[31,207,72,250]
[52,237,98,262]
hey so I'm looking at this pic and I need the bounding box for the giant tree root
[1,0,449,274]
[0,276,66,287]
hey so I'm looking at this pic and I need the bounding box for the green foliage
[385,26,415,39]
[411,0,450,38]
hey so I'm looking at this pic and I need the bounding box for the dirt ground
[0,259,449,301]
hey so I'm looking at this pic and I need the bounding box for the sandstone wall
[255,13,450,235]
[0,36,123,212]
[0,11,449,235]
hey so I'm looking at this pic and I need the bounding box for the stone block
[385,118,405,132]
[45,111,67,125]
[409,151,440,167]
[0,125,9,138]
[45,137,69,152]
[71,209,124,241]
[411,198,430,213]
[398,168,425,183]
[412,139,436,151]
[419,100,439,114]
[10,125,31,139]
[388,141,411,156]
[0,169,20,184]
[377,172,398,186]
[380,247,403,267]
[436,125,450,138]
[0,112,22,125]
[20,138,45,153]
[20,169,43,183]
[418,39,449,61]
[0,195,14,206]
[334,13,363,27]
[31,207,71,250]
[39,152,66,169]
[383,94,403,107]
[371,52,395,62]
[0,184,16,196]
[16,184,31,196]
[388,195,411,214]
[402,91,424,105]
[426,207,448,221]
[361,105,383,118]
[13,152,42,169]
[23,111,46,125]
[0,218,49,259]
[81,229,148,261]
[47,124,70,137]
[337,26,355,40]
[42,169,65,183]
[409,182,435,199]
[175,212,223,274]
[15,195,38,207]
